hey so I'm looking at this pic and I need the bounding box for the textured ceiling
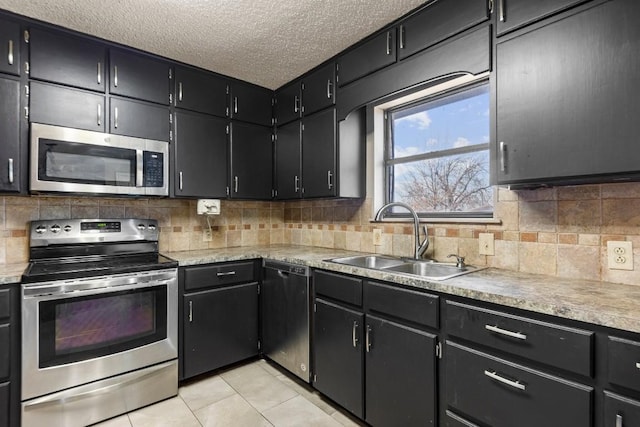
[0,0,429,89]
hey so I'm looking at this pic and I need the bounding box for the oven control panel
[29,218,160,246]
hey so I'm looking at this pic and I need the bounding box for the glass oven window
[38,285,167,368]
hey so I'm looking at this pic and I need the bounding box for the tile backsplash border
[3,181,640,286]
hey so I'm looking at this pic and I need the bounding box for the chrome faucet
[374,202,429,260]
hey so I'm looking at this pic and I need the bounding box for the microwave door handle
[136,150,144,187]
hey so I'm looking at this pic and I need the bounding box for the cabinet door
[604,391,640,427]
[274,120,301,199]
[229,122,272,199]
[183,283,259,379]
[0,18,20,76]
[30,82,105,132]
[496,0,640,185]
[607,336,640,393]
[398,0,488,60]
[337,29,396,87]
[302,108,336,198]
[496,0,586,36]
[0,77,20,192]
[313,298,364,419]
[174,110,228,198]
[109,49,170,105]
[110,97,170,141]
[29,28,106,92]
[275,80,301,126]
[230,82,273,126]
[0,381,8,427]
[174,67,228,117]
[0,324,8,381]
[365,315,436,427]
[302,63,335,116]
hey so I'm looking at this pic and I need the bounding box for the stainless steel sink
[329,255,407,269]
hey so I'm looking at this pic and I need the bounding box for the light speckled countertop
[0,263,28,285]
[165,244,640,334]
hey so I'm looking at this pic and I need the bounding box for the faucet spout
[374,202,429,260]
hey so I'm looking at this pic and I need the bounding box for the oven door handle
[22,361,171,410]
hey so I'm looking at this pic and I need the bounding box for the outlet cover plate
[373,229,382,246]
[607,241,633,270]
[479,233,495,256]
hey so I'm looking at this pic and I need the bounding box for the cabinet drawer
[445,300,593,377]
[365,281,438,329]
[604,391,640,427]
[608,336,640,393]
[183,261,256,291]
[0,324,8,381]
[445,341,593,427]
[444,409,480,427]
[0,288,9,320]
[314,270,362,306]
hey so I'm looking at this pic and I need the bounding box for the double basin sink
[328,255,485,281]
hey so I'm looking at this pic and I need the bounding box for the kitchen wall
[3,181,640,286]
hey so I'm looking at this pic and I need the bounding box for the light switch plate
[607,241,633,270]
[479,233,495,256]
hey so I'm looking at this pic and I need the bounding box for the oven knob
[137,224,146,230]
[147,224,156,231]
[35,225,47,234]
[63,225,72,232]
[50,224,61,233]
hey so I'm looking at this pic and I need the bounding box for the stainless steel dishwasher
[261,260,311,382]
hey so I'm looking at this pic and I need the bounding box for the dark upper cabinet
[0,77,21,193]
[174,110,228,198]
[0,18,20,76]
[30,81,105,132]
[302,63,335,116]
[496,0,587,36]
[275,80,301,126]
[29,28,106,92]
[302,108,336,198]
[274,120,302,199]
[495,0,640,186]
[174,66,228,117]
[398,0,489,60]
[109,97,170,141]
[229,81,273,126]
[337,29,396,87]
[229,122,273,199]
[109,49,170,105]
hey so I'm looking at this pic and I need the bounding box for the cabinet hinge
[271,134,277,143]
[258,340,261,350]
[169,93,173,104]
[25,84,29,97]
[313,302,317,313]
[226,186,230,196]
[436,342,443,359]
[169,113,173,124]
[226,85,230,95]
[226,125,230,135]
[301,82,305,91]
[24,30,30,43]
[169,130,173,142]
[225,107,230,117]
[257,284,260,294]
[24,106,29,120]
[271,117,275,126]
[24,61,29,75]
[272,97,276,107]
[313,374,317,382]
[302,106,305,114]
[168,68,173,79]
[488,0,494,14]
[301,124,305,131]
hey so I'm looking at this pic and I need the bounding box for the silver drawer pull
[484,370,526,391]
[485,324,527,340]
[636,362,640,369]
[216,271,236,277]
[616,414,623,427]
[114,65,118,87]
[8,39,13,65]
[365,325,372,353]
[189,300,193,322]
[352,321,359,347]
[8,158,13,184]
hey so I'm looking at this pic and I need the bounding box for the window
[385,82,492,218]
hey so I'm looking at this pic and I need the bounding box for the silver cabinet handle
[294,95,300,113]
[500,141,507,172]
[188,300,193,322]
[97,62,101,85]
[352,321,359,347]
[485,324,527,340]
[234,96,238,114]
[365,325,372,353]
[114,106,119,129]
[8,158,13,184]
[178,82,183,102]
[616,414,623,427]
[113,65,118,87]
[327,170,333,190]
[326,80,333,99]
[8,40,13,65]
[179,171,183,190]
[484,370,525,391]
[294,175,300,192]
[216,271,236,277]
[399,25,405,49]
[234,176,239,193]
[386,31,392,55]
[499,0,505,22]
[97,104,102,126]
[636,362,640,369]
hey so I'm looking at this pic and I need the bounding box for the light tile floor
[93,359,366,427]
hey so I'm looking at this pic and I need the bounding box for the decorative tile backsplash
[3,181,640,285]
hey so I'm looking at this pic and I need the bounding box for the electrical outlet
[607,241,633,270]
[373,229,383,246]
[203,229,212,242]
[478,233,495,256]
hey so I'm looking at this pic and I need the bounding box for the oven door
[22,269,178,400]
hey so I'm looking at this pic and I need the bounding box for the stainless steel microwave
[30,123,169,196]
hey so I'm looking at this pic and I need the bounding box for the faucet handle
[447,254,466,269]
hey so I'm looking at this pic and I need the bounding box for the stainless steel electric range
[20,218,178,427]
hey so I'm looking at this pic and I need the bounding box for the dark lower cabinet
[0,76,21,193]
[604,391,640,427]
[313,298,364,418]
[182,282,259,379]
[30,82,105,132]
[365,315,436,426]
[0,382,8,427]
[229,122,273,199]
[0,285,18,427]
